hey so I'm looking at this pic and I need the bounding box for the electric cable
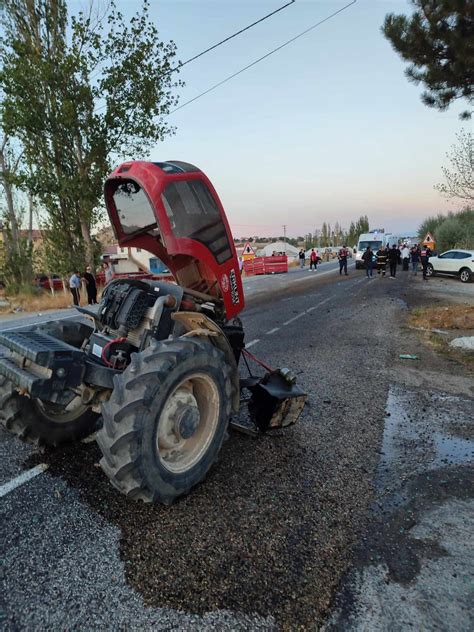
[93,1,296,113]
[170,0,357,114]
[164,1,296,76]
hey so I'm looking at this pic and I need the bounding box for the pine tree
[383,1,473,119]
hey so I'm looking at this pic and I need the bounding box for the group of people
[299,246,350,275]
[299,248,320,271]
[362,243,431,280]
[68,261,114,306]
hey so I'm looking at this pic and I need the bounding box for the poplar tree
[0,0,181,272]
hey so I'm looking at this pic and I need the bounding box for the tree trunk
[0,146,21,257]
[80,218,95,269]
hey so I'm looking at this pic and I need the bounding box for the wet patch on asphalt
[324,384,474,630]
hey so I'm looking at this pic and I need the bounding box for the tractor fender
[171,312,240,412]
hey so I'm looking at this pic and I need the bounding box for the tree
[435,128,473,201]
[418,207,474,249]
[382,1,474,119]
[354,215,369,236]
[418,212,446,240]
[347,221,357,246]
[0,134,21,257]
[0,0,181,271]
[320,222,329,247]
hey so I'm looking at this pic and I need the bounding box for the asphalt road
[1,262,472,630]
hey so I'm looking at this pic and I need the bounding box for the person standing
[376,245,388,276]
[362,246,374,278]
[410,244,420,275]
[401,244,410,271]
[102,261,114,286]
[420,246,431,280]
[309,248,318,271]
[84,266,97,304]
[298,248,305,269]
[69,271,81,306]
[388,244,398,278]
[338,245,349,276]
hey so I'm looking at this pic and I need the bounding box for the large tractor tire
[97,337,234,504]
[0,318,98,446]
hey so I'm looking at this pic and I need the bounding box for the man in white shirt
[69,271,81,306]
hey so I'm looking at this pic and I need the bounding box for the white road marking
[246,339,260,348]
[0,464,49,498]
[265,327,280,335]
[283,313,305,326]
[292,267,338,283]
[0,313,77,333]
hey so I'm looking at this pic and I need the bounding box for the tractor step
[0,330,83,367]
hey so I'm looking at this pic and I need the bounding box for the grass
[0,290,74,314]
[409,305,474,370]
[409,305,474,331]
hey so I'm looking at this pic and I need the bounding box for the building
[257,241,299,260]
[103,245,169,274]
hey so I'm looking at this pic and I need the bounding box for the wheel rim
[427,265,433,276]
[156,373,220,474]
[460,270,470,282]
[34,396,89,423]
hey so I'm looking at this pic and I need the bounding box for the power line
[164,1,296,77]
[170,0,357,114]
[93,1,296,114]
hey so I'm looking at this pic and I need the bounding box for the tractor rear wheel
[96,337,234,504]
[0,318,98,446]
[0,377,98,446]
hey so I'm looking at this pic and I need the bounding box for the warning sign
[242,241,256,261]
[423,232,436,249]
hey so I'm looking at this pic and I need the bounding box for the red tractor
[0,161,305,504]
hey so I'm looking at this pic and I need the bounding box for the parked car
[426,249,474,283]
[35,275,64,291]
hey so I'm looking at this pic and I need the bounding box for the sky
[109,0,469,238]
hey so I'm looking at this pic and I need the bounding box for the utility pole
[283,224,287,252]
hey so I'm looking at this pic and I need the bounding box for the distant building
[102,245,169,274]
[258,241,299,260]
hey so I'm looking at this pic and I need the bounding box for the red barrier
[263,255,288,274]
[243,255,288,276]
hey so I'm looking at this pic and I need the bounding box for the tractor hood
[104,160,244,320]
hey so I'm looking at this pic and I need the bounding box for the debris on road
[449,336,474,352]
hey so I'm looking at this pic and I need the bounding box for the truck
[0,160,306,505]
[354,231,399,269]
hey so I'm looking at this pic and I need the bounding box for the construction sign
[423,232,436,249]
[242,241,256,261]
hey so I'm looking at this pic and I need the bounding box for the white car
[427,249,474,283]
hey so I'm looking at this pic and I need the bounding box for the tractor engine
[83,279,185,370]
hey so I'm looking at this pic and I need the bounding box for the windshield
[112,179,158,235]
[161,179,232,264]
[359,240,382,250]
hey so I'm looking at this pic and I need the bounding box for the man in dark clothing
[338,245,349,275]
[298,249,305,269]
[84,266,97,304]
[376,246,388,276]
[388,244,398,278]
[420,246,431,280]
[410,245,420,274]
[362,246,374,278]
